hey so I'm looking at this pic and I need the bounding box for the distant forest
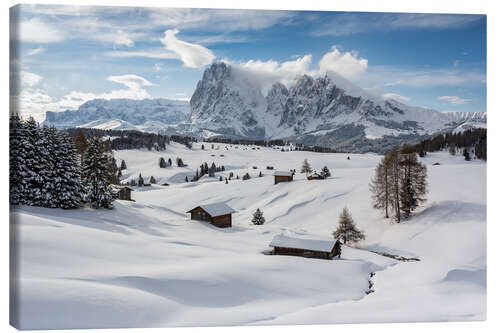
[64,126,486,159]
[402,128,486,160]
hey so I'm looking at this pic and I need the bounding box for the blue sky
[10,5,486,121]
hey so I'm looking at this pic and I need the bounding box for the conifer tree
[370,155,391,218]
[251,208,266,225]
[399,152,427,217]
[120,160,127,170]
[73,129,88,163]
[321,166,331,178]
[9,116,29,205]
[82,137,114,209]
[159,157,167,168]
[138,173,144,186]
[53,132,84,208]
[150,176,156,184]
[243,172,251,180]
[333,207,365,244]
[301,159,312,174]
[168,158,172,166]
[185,176,189,182]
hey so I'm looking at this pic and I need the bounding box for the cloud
[226,55,313,92]
[160,29,215,68]
[437,95,471,105]
[14,18,66,43]
[94,30,135,47]
[149,8,293,32]
[382,93,412,103]
[12,74,155,122]
[26,47,46,56]
[318,46,368,79]
[312,13,484,37]
[20,71,43,87]
[105,49,178,60]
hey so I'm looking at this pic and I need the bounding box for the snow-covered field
[10,142,486,329]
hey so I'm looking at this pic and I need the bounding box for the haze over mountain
[44,62,486,152]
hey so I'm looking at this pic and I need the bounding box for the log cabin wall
[211,214,232,228]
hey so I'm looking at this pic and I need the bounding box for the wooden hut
[111,185,134,201]
[274,171,294,185]
[186,202,236,228]
[269,234,341,260]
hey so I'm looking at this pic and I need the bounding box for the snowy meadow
[10,142,486,329]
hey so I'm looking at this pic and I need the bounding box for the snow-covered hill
[11,143,486,329]
[44,98,190,132]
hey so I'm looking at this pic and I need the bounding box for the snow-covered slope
[44,98,190,132]
[11,143,486,329]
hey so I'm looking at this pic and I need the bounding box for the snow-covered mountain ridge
[43,62,486,151]
[189,62,486,144]
[44,98,190,132]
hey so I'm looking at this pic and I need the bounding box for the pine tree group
[333,207,365,244]
[10,116,83,208]
[251,208,266,225]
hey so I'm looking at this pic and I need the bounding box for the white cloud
[105,49,178,60]
[318,46,368,79]
[437,95,471,105]
[26,47,46,56]
[107,74,154,90]
[313,13,483,37]
[15,18,66,43]
[20,71,42,87]
[160,29,215,68]
[94,29,135,47]
[149,8,293,32]
[226,55,313,93]
[382,93,412,102]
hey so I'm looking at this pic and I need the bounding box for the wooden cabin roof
[270,233,338,252]
[274,171,293,177]
[187,202,236,217]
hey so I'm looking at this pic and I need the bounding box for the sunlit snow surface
[10,143,486,329]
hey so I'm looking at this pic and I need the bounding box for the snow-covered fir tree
[251,208,266,225]
[53,131,84,208]
[82,137,114,209]
[9,116,29,205]
[333,207,365,244]
[321,166,331,178]
[301,159,312,174]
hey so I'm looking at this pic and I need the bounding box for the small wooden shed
[113,186,134,201]
[186,202,236,228]
[274,171,294,185]
[269,234,341,260]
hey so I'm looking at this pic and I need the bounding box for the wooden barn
[111,185,134,201]
[269,234,341,260]
[274,171,294,185]
[186,202,236,228]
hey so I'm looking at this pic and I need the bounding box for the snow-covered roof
[274,171,293,177]
[269,234,338,252]
[187,202,236,217]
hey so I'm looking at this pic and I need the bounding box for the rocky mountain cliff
[188,62,486,150]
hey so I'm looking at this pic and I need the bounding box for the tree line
[401,128,486,161]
